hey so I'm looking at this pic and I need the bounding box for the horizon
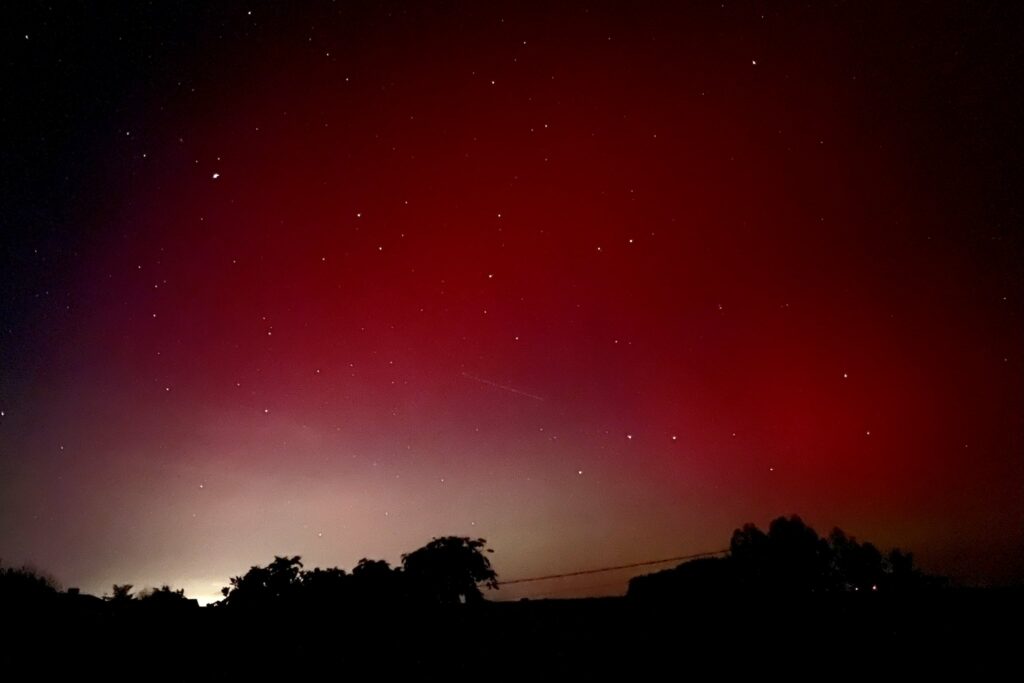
[5,514,991,606]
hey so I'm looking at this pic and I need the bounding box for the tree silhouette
[401,536,498,605]
[763,515,831,591]
[220,555,304,608]
[632,515,938,599]
[728,515,832,591]
[109,584,134,603]
[730,522,770,588]
[300,566,350,607]
[349,558,405,605]
[829,528,885,591]
[351,558,395,580]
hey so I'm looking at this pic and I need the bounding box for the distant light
[212,172,220,179]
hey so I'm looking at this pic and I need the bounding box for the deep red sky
[1,3,1022,602]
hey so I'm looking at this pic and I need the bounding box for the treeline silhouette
[219,536,498,610]
[2,519,1020,678]
[629,515,942,599]
[1,535,498,612]
[4,519,943,611]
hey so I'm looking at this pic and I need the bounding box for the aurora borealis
[1,2,1022,603]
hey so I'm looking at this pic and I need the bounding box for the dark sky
[1,2,1022,603]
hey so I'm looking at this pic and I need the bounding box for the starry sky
[2,2,1023,603]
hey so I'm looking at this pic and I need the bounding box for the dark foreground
[4,589,1021,679]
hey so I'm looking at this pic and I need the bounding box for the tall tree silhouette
[401,536,498,605]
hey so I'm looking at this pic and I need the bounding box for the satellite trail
[461,373,545,402]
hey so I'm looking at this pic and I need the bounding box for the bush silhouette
[137,585,197,609]
[0,562,60,607]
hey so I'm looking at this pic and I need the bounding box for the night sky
[2,2,1022,604]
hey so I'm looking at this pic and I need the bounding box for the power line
[497,549,729,586]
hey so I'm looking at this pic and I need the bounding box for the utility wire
[497,549,729,586]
